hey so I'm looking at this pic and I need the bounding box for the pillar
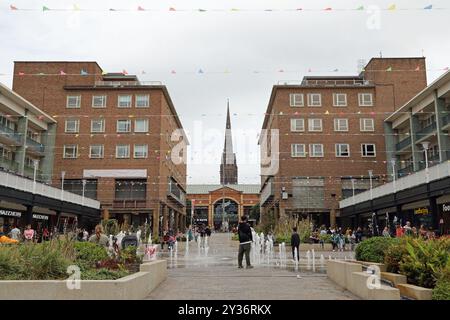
[24,205,33,226]
[434,94,450,162]
[410,114,422,171]
[16,116,29,176]
[384,122,397,181]
[174,211,179,232]
[77,214,84,229]
[40,123,56,183]
[330,208,336,229]
[208,204,213,228]
[430,197,439,230]
[162,205,168,232]
[152,207,160,238]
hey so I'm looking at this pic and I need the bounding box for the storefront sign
[442,203,450,213]
[414,207,429,215]
[0,209,22,218]
[32,214,49,221]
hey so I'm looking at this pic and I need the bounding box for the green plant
[319,234,332,244]
[432,265,450,300]
[355,237,399,263]
[73,241,109,270]
[231,234,239,241]
[384,239,408,273]
[118,245,142,265]
[81,268,129,280]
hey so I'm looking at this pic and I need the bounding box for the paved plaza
[147,233,358,300]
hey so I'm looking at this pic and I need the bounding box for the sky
[1,0,450,185]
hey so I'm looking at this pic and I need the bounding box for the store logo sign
[0,210,22,218]
[414,207,429,215]
[443,203,450,213]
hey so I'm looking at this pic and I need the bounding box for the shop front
[0,208,51,235]
[437,198,450,236]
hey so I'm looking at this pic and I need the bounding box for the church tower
[220,100,238,185]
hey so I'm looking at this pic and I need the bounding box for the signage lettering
[443,203,450,213]
[414,207,429,215]
[0,210,22,218]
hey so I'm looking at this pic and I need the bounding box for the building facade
[259,57,427,228]
[12,62,188,236]
[340,69,450,235]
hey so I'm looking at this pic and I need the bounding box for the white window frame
[290,119,305,132]
[333,93,347,107]
[91,119,105,133]
[89,145,104,159]
[116,145,130,158]
[358,93,374,106]
[118,95,132,108]
[289,94,304,107]
[361,144,376,157]
[291,144,306,157]
[66,95,81,109]
[63,145,78,159]
[335,144,350,157]
[307,93,322,107]
[308,118,323,132]
[334,118,349,132]
[92,95,107,108]
[134,119,149,133]
[65,119,79,133]
[134,144,148,159]
[360,118,375,132]
[117,120,131,133]
[135,94,150,108]
[309,144,324,157]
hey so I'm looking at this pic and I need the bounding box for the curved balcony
[396,137,411,151]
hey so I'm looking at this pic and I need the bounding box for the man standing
[291,227,300,261]
[9,225,21,241]
[237,216,253,269]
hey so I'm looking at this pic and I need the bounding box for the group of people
[0,224,43,243]
[391,221,436,239]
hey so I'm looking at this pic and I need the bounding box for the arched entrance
[214,198,239,231]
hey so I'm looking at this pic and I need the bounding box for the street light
[368,170,373,200]
[421,141,430,183]
[391,158,397,192]
[60,171,66,200]
[81,179,87,205]
[32,159,39,193]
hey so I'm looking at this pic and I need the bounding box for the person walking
[9,225,21,241]
[237,216,253,269]
[88,224,109,247]
[291,227,300,261]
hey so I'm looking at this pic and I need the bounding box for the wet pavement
[146,233,358,300]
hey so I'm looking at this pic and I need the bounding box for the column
[152,208,160,238]
[238,204,243,218]
[162,205,168,232]
[24,205,33,226]
[15,116,29,176]
[40,123,56,183]
[384,122,397,181]
[208,204,213,228]
[330,208,336,229]
[429,197,439,230]
[410,114,422,171]
[77,214,84,229]
[174,211,179,232]
[434,94,450,162]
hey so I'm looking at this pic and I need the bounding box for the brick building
[12,62,188,236]
[259,57,427,228]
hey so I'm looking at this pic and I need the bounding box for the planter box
[0,260,167,300]
[397,283,432,300]
[380,272,407,288]
[351,272,400,300]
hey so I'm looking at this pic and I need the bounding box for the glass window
[291,144,306,157]
[63,145,78,158]
[334,118,349,132]
[307,93,322,107]
[91,119,105,133]
[333,93,347,107]
[358,93,374,106]
[290,119,305,132]
[118,95,132,108]
[89,145,104,158]
[115,179,146,200]
[336,144,350,157]
[289,94,304,107]
[360,118,375,131]
[92,95,107,108]
[308,118,322,132]
[136,94,150,108]
[65,119,79,133]
[67,95,81,108]
[309,144,324,157]
[134,144,148,158]
[134,119,149,133]
[117,120,131,133]
[362,144,376,157]
[116,145,130,158]
[63,179,98,200]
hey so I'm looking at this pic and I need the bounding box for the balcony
[168,179,186,206]
[0,123,21,145]
[23,165,44,181]
[415,122,437,142]
[94,81,162,87]
[396,136,411,151]
[443,114,450,128]
[0,156,19,172]
[397,165,414,178]
[260,178,275,205]
[26,137,45,153]
[113,199,147,209]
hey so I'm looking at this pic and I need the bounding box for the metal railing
[23,165,44,181]
[396,136,411,151]
[397,165,414,178]
[0,123,21,144]
[277,79,373,86]
[443,114,450,127]
[260,179,275,205]
[416,122,437,141]
[26,137,45,153]
[94,81,163,87]
[113,199,147,208]
[0,156,19,172]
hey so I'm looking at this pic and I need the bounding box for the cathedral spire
[220,99,238,185]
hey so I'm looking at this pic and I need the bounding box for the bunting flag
[42,6,50,11]
[80,69,88,75]
[169,7,176,11]
[122,70,128,75]
[198,9,207,12]
[424,5,433,10]
[138,6,145,11]
[324,7,332,11]
[101,71,107,75]
[60,70,66,75]
[18,72,25,76]
[198,69,204,74]
[356,6,364,11]
[171,70,176,74]
[73,4,80,11]
[388,4,397,11]
[10,5,18,10]
[415,66,421,71]
[386,67,393,72]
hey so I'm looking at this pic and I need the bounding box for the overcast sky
[1,0,449,184]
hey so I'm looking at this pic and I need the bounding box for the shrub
[355,237,399,263]
[384,239,408,273]
[81,268,129,280]
[432,265,450,300]
[231,234,239,241]
[319,234,332,244]
[118,245,142,265]
[73,241,109,270]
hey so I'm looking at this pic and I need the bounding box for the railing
[443,114,450,127]
[415,122,437,141]
[168,179,186,206]
[397,165,414,178]
[26,137,45,153]
[396,136,411,151]
[94,81,163,87]
[0,123,21,144]
[277,79,373,86]
[340,161,450,209]
[0,170,100,209]
[23,165,43,181]
[113,199,147,209]
[260,179,274,205]
[0,156,19,172]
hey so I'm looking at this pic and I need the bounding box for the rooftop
[187,184,261,195]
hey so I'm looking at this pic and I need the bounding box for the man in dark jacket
[237,216,253,269]
[291,227,300,261]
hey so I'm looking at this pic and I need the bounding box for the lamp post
[32,159,39,193]
[391,158,397,192]
[368,170,373,200]
[60,171,66,201]
[421,141,430,183]
[81,179,86,205]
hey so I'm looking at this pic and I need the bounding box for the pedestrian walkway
[146,233,358,300]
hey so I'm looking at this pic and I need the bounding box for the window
[63,145,78,158]
[309,144,324,157]
[91,119,105,133]
[92,95,107,108]
[360,118,375,132]
[63,179,98,199]
[135,119,149,133]
[291,144,306,157]
[89,145,104,159]
[308,118,322,132]
[134,144,148,158]
[65,119,79,133]
[118,95,132,108]
[26,130,40,142]
[307,93,322,107]
[66,95,81,108]
[0,115,17,131]
[116,145,130,158]
[117,120,131,133]
[334,119,349,132]
[336,144,350,157]
[361,144,376,157]
[333,93,347,107]
[290,119,305,132]
[289,94,304,107]
[358,93,373,106]
[115,179,146,200]
[136,94,150,108]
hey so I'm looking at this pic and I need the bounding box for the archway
[214,198,239,231]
